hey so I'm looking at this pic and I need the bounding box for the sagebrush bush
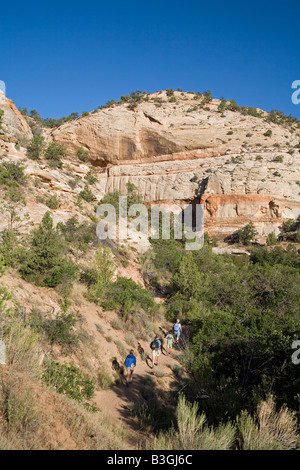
[110,317,124,330]
[150,394,235,450]
[115,340,126,357]
[98,366,114,390]
[237,396,299,450]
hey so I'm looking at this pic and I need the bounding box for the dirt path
[94,339,184,449]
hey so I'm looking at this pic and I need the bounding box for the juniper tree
[19,211,77,287]
[26,134,46,160]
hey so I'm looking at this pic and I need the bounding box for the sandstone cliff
[1,90,300,240]
[50,91,300,238]
[0,91,32,148]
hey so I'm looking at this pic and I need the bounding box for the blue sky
[1,0,300,119]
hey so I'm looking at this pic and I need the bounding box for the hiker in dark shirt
[150,335,161,368]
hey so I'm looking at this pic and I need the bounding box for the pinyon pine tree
[20,211,77,287]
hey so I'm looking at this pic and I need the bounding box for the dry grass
[115,340,126,357]
[57,394,127,449]
[97,365,114,390]
[238,396,299,450]
[68,283,88,307]
[0,368,126,450]
[3,315,42,377]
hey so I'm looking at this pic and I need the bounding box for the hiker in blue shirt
[124,349,136,386]
[173,319,182,343]
[150,335,161,368]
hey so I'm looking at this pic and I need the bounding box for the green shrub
[0,161,27,187]
[46,195,60,209]
[76,147,89,162]
[0,229,23,267]
[42,360,95,402]
[186,106,198,113]
[84,169,97,185]
[88,246,115,303]
[45,142,66,167]
[281,218,298,233]
[68,176,80,189]
[266,232,278,246]
[26,134,46,160]
[264,129,272,137]
[272,155,284,163]
[101,276,157,319]
[166,89,174,97]
[78,184,94,203]
[0,189,28,232]
[227,99,239,111]
[30,310,79,346]
[57,215,96,255]
[236,222,258,245]
[19,211,77,287]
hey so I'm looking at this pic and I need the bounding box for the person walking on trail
[124,349,136,386]
[173,319,182,343]
[150,335,161,368]
[166,331,174,352]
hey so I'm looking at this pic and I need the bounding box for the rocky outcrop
[101,146,300,238]
[2,90,300,241]
[50,91,299,166]
[0,91,32,146]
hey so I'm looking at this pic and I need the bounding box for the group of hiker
[123,319,182,385]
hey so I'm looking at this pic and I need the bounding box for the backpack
[151,339,160,350]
